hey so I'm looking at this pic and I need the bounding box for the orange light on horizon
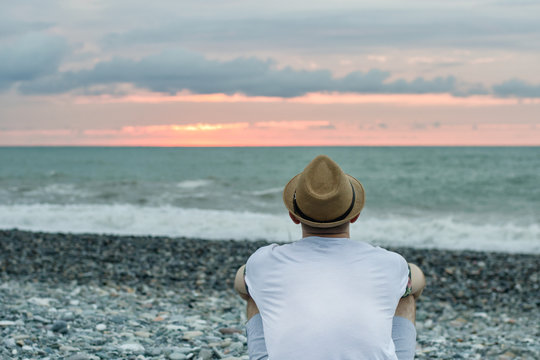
[83,122,250,137]
[71,91,540,107]
[2,121,538,147]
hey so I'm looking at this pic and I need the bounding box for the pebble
[0,229,538,360]
[134,330,151,337]
[66,354,100,360]
[3,338,16,348]
[51,320,69,334]
[28,297,55,307]
[198,348,213,360]
[219,327,242,334]
[169,352,188,360]
[183,330,204,340]
[60,345,80,352]
[61,311,75,321]
[118,343,145,353]
[34,315,51,323]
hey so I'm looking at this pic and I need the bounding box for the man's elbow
[234,265,250,300]
[409,263,426,299]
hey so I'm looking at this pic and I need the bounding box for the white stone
[0,320,16,326]
[134,331,151,338]
[28,297,55,306]
[59,345,80,352]
[168,352,188,360]
[118,343,145,353]
[182,330,203,340]
[165,324,187,331]
[95,323,107,331]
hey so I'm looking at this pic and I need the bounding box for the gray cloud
[101,8,540,52]
[0,33,67,91]
[312,124,336,130]
[4,45,537,99]
[17,48,467,97]
[492,79,540,98]
[0,18,53,37]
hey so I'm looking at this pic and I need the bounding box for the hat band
[293,182,356,224]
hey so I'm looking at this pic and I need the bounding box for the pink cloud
[71,91,537,107]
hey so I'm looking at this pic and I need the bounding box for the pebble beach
[1,229,539,359]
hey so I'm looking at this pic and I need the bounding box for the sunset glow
[72,91,538,107]
[1,1,539,146]
[3,118,537,147]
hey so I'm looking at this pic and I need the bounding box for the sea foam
[0,204,538,254]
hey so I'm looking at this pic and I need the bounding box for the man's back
[245,236,409,360]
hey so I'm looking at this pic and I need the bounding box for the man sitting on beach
[234,155,426,360]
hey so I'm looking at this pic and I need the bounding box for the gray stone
[51,320,69,334]
[66,354,100,360]
[3,338,16,348]
[61,311,75,321]
[118,343,145,353]
[198,348,213,360]
[169,352,188,360]
[33,315,51,323]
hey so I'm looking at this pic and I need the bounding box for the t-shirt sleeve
[244,244,277,300]
[391,252,411,298]
[401,263,413,298]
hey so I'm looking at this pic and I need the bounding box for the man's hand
[408,263,426,299]
[234,264,250,300]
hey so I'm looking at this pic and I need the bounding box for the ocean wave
[248,187,283,196]
[176,179,213,189]
[20,184,92,198]
[0,204,538,254]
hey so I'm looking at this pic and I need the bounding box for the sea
[0,147,538,254]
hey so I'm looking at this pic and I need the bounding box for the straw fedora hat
[283,155,365,228]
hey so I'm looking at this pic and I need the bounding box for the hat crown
[295,155,354,222]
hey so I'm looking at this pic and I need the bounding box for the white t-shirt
[245,236,409,360]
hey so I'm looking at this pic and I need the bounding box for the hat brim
[283,173,365,228]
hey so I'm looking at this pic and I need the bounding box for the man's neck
[302,228,350,239]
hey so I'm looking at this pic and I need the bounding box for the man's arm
[234,264,250,300]
[235,264,261,321]
[408,263,426,299]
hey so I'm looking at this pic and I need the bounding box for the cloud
[0,18,53,37]
[83,122,250,137]
[492,79,540,98]
[100,7,540,51]
[82,121,332,137]
[16,47,472,97]
[19,49,333,97]
[254,121,332,130]
[1,43,536,99]
[0,33,67,91]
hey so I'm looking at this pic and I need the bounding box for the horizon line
[1,144,539,148]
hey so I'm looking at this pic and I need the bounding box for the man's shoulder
[350,241,407,266]
[246,243,280,265]
[374,245,407,263]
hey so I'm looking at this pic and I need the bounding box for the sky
[0,0,539,146]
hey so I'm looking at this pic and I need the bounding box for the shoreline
[1,229,538,310]
[1,229,539,359]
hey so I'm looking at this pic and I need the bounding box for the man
[235,155,426,360]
